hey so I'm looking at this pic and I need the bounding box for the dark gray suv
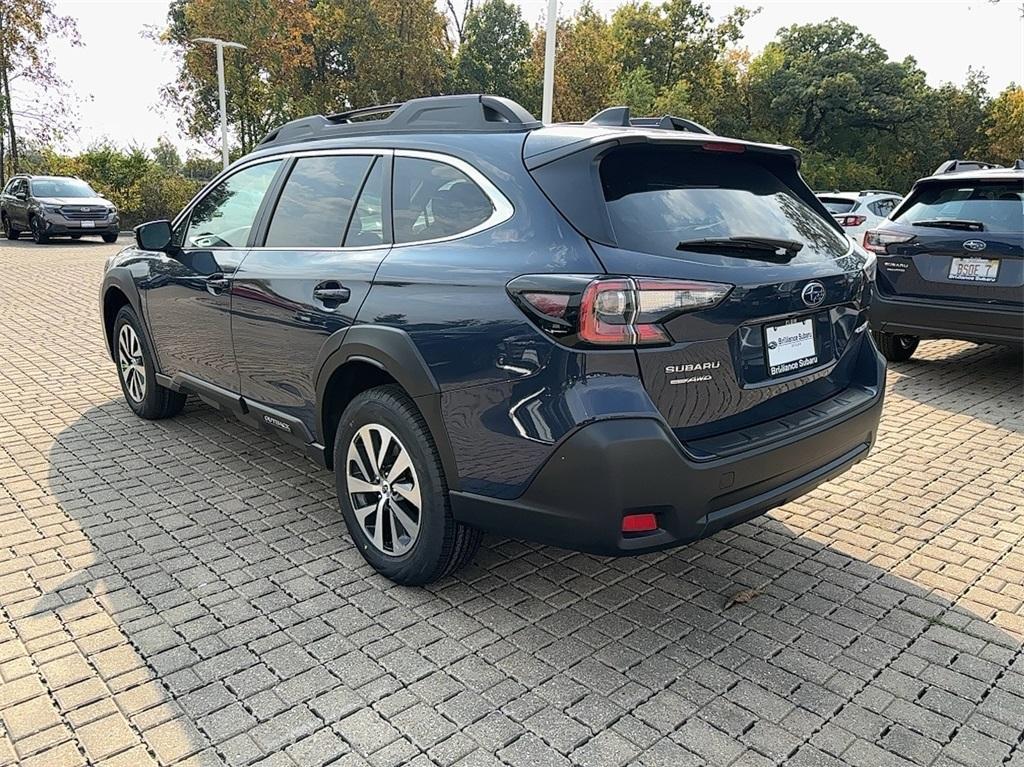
[1,174,119,244]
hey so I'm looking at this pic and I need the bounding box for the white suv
[816,190,902,241]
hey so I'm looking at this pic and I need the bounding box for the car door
[230,150,392,437]
[141,158,283,392]
[9,179,28,227]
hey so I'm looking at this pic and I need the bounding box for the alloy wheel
[346,423,421,556]
[117,324,147,402]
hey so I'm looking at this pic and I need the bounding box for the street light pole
[542,0,557,124]
[192,37,248,170]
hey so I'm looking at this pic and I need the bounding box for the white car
[816,190,903,241]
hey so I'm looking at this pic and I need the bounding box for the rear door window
[601,147,850,260]
[892,181,1023,232]
[265,154,374,248]
[392,157,494,244]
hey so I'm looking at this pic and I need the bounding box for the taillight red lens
[863,229,913,254]
[520,292,570,319]
[578,277,731,346]
[839,215,867,227]
[622,513,658,533]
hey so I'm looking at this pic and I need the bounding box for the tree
[0,0,79,181]
[453,0,532,104]
[986,84,1024,164]
[531,3,618,122]
[159,0,315,154]
[611,67,657,115]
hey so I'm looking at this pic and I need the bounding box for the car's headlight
[108,207,118,216]
[41,204,61,213]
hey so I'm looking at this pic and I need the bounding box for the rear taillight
[863,229,913,254]
[510,275,732,347]
[837,214,867,227]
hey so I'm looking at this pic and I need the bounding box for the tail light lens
[837,214,867,227]
[510,275,732,347]
[863,229,913,254]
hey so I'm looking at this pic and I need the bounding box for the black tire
[872,330,919,362]
[2,213,19,240]
[102,233,118,243]
[29,216,49,244]
[112,305,186,420]
[334,385,481,585]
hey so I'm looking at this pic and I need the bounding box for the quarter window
[265,155,373,248]
[344,159,385,247]
[392,157,494,244]
[184,160,281,249]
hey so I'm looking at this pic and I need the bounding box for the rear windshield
[601,147,850,260]
[818,196,857,214]
[893,180,1024,232]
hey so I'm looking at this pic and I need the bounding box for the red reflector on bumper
[621,513,658,533]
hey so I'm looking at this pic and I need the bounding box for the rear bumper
[870,290,1023,346]
[451,374,884,556]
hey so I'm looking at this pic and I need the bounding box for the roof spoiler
[258,94,541,147]
[585,106,714,135]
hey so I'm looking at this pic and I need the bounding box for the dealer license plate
[80,221,95,228]
[765,317,818,377]
[948,257,999,283]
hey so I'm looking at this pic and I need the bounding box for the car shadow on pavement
[8,393,1019,767]
[888,341,1023,433]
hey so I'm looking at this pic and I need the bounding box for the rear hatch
[526,136,874,443]
[869,175,1023,305]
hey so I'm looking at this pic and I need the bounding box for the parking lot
[0,237,1022,767]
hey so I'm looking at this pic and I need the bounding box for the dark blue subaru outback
[100,95,885,584]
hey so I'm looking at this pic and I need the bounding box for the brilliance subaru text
[99,95,885,584]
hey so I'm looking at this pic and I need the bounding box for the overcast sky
[48,0,1024,155]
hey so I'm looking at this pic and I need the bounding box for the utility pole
[192,37,248,170]
[542,0,557,124]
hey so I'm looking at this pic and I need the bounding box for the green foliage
[21,143,201,228]
[453,0,532,105]
[986,84,1024,165]
[611,67,657,116]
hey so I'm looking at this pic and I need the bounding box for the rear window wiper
[677,236,804,258]
[910,219,985,232]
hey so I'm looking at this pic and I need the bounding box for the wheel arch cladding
[316,325,460,489]
[102,284,133,361]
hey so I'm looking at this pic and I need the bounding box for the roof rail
[585,106,714,135]
[258,94,541,147]
[858,189,901,197]
[933,159,1002,175]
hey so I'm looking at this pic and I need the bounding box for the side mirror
[135,220,174,252]
[15,191,26,200]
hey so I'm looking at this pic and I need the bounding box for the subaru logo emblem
[963,239,986,252]
[801,281,826,308]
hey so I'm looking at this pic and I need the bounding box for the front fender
[99,266,146,362]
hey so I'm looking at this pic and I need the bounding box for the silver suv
[1,175,119,244]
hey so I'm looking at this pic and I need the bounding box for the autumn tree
[0,0,79,181]
[530,3,618,122]
[986,84,1024,164]
[453,0,532,105]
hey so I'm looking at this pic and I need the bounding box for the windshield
[818,197,857,214]
[601,147,850,262]
[893,180,1023,232]
[30,178,96,198]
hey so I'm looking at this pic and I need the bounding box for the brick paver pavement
[1,238,1022,767]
